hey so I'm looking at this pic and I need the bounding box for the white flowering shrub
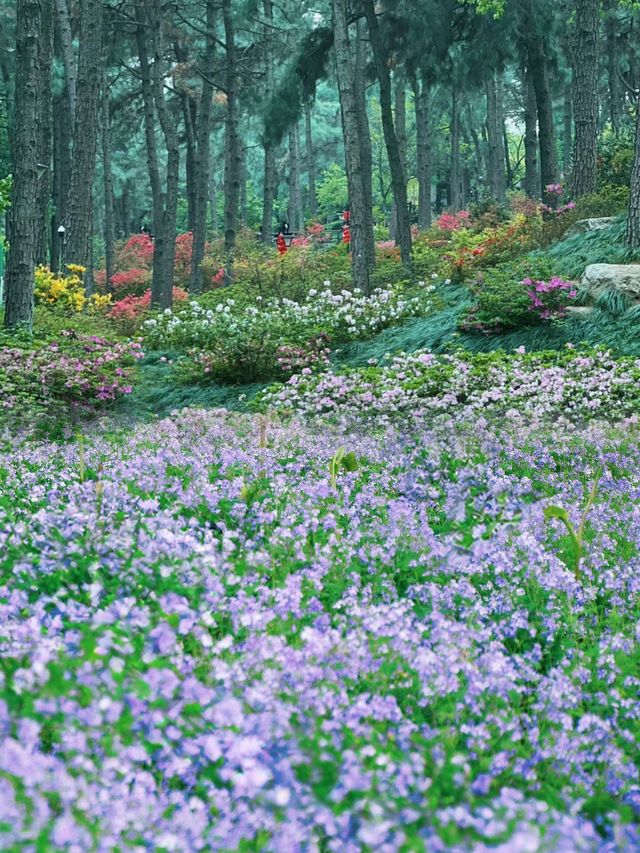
[143,284,437,383]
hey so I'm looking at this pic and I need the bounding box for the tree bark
[486,71,506,203]
[363,0,411,268]
[354,16,375,271]
[523,63,539,197]
[35,0,53,266]
[65,0,102,280]
[562,84,572,180]
[530,46,557,200]
[149,0,179,308]
[625,96,640,247]
[189,0,216,294]
[413,74,432,229]
[450,87,462,210]
[332,0,371,293]
[304,99,317,220]
[260,0,276,244]
[571,0,600,198]
[223,0,241,280]
[605,0,621,134]
[288,122,304,231]
[53,0,76,117]
[101,73,116,291]
[4,0,45,329]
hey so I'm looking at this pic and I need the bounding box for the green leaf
[341,451,359,472]
[543,505,570,524]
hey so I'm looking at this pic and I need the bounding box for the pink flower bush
[436,210,472,232]
[523,276,578,320]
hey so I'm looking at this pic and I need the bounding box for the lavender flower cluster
[1,408,639,850]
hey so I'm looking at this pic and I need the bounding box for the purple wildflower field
[1,400,640,852]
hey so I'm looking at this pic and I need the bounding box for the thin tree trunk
[261,0,276,244]
[304,99,317,219]
[523,63,539,197]
[414,75,432,229]
[183,95,197,233]
[209,148,218,233]
[54,0,76,117]
[101,73,116,291]
[450,87,462,210]
[190,0,216,294]
[363,0,411,267]
[571,0,600,198]
[5,0,45,329]
[530,46,557,200]
[486,71,506,203]
[66,0,102,281]
[288,122,303,231]
[354,17,375,271]
[625,96,640,247]
[223,0,241,280]
[332,0,370,293]
[605,0,621,134]
[51,89,71,270]
[150,0,179,309]
[35,0,53,266]
[391,73,407,238]
[560,83,571,182]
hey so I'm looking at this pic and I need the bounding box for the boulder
[563,217,617,239]
[581,264,640,302]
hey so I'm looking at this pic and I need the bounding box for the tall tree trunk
[414,75,432,229]
[571,0,600,198]
[150,0,179,308]
[529,44,557,200]
[605,0,621,134]
[450,87,462,210]
[183,96,197,233]
[363,0,411,268]
[65,0,102,281]
[261,0,276,244]
[304,99,317,219]
[523,64,539,197]
[101,74,116,291]
[223,0,241,280]
[190,0,216,294]
[332,0,371,293]
[5,0,46,329]
[486,71,506,203]
[562,84,573,180]
[288,122,303,231]
[54,0,76,117]
[354,16,375,271]
[625,96,640,247]
[35,0,53,266]
[391,73,407,239]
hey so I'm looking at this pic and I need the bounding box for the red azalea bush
[109,287,188,331]
[174,232,195,286]
[435,210,472,232]
[109,268,153,297]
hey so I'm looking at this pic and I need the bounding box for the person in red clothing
[276,233,287,255]
[342,222,351,249]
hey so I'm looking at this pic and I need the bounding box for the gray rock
[565,306,595,317]
[564,217,617,239]
[581,264,640,302]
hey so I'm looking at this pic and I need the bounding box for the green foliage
[544,470,602,580]
[316,164,349,222]
[328,446,359,489]
[598,127,635,188]
[462,257,561,331]
[0,174,11,214]
[538,186,630,246]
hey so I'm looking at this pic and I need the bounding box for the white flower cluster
[143,284,436,350]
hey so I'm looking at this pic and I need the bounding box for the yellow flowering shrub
[34,265,111,314]
[35,265,86,312]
